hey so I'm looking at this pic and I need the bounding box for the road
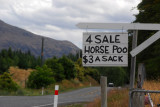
[0,86,112,107]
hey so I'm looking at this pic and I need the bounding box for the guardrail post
[54,85,59,107]
[42,87,44,95]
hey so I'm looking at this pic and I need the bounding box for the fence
[130,89,160,107]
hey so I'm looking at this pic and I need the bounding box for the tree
[0,48,41,74]
[85,67,100,83]
[66,50,82,62]
[75,59,85,81]
[58,56,76,80]
[75,58,100,82]
[135,0,160,23]
[27,65,55,89]
[0,72,18,91]
[134,0,160,79]
[45,57,65,82]
[98,67,127,86]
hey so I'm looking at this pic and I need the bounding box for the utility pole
[79,49,81,59]
[41,37,44,66]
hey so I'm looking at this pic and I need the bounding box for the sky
[0,0,141,48]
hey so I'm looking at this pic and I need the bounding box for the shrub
[45,57,65,82]
[27,65,55,89]
[0,72,18,91]
[58,56,76,80]
[99,67,127,86]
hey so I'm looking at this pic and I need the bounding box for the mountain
[0,20,79,58]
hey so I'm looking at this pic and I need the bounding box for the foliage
[27,65,55,89]
[45,57,65,81]
[98,67,127,86]
[75,64,85,81]
[134,0,160,79]
[58,56,76,80]
[85,67,100,83]
[135,0,160,23]
[0,48,100,90]
[145,56,160,79]
[74,59,85,81]
[0,48,41,74]
[0,72,18,91]
[66,50,80,62]
[45,56,76,81]
[74,58,100,82]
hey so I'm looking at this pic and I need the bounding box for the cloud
[0,0,141,48]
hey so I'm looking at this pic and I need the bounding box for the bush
[27,65,55,89]
[45,57,65,82]
[75,63,85,81]
[0,72,18,91]
[99,67,127,86]
[58,56,76,80]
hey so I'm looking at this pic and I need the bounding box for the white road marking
[32,103,53,107]
[32,100,91,107]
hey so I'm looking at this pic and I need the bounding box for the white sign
[82,32,128,67]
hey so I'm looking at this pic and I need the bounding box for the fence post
[137,63,145,88]
[101,76,107,107]
[132,90,145,107]
[132,63,145,107]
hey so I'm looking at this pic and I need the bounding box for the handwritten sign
[82,32,128,67]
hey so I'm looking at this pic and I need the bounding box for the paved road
[0,86,112,107]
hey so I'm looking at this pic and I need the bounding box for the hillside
[0,20,79,58]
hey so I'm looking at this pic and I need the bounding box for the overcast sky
[0,0,141,48]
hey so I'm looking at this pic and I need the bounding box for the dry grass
[143,80,160,90]
[53,76,99,93]
[143,80,160,107]
[9,66,33,88]
[107,88,129,107]
[85,88,129,107]
[86,98,101,107]
[86,80,160,107]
